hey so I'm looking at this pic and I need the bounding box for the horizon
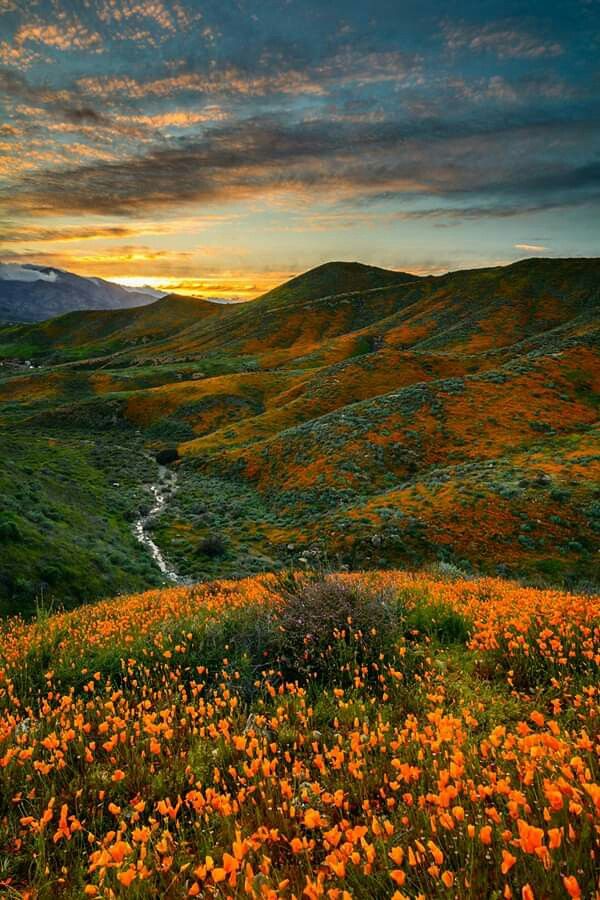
[105,253,594,299]
[96,252,600,301]
[1,1,599,297]
[2,253,595,303]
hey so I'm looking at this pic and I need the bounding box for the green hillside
[0,258,598,614]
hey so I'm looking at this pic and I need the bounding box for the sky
[0,0,599,298]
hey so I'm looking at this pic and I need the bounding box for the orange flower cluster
[0,571,597,898]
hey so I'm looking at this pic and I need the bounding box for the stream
[133,465,186,583]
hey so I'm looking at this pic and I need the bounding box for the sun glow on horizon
[104,272,294,300]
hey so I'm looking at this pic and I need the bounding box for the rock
[533,472,551,487]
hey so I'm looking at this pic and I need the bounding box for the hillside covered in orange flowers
[0,257,598,613]
[0,569,598,898]
[0,260,598,896]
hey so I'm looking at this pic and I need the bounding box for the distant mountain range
[0,264,163,323]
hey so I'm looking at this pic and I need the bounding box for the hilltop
[255,260,418,307]
[0,258,598,614]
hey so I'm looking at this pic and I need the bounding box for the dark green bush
[196,534,227,558]
[155,447,179,465]
[0,518,22,542]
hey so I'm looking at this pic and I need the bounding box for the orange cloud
[514,242,549,252]
[115,107,228,128]
[96,0,201,35]
[13,21,103,52]
[75,50,417,102]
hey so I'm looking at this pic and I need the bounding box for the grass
[0,429,164,616]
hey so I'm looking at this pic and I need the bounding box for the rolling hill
[0,292,229,364]
[0,258,598,613]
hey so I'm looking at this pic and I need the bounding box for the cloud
[0,68,70,104]
[0,41,39,66]
[114,107,228,129]
[514,242,549,252]
[95,0,203,39]
[0,0,596,265]
[2,214,237,244]
[61,106,111,125]
[0,263,58,282]
[442,21,563,59]
[74,48,420,101]
[64,245,193,263]
[0,7,104,66]
[108,272,289,298]
[282,199,593,232]
[1,224,150,243]
[2,246,195,272]
[11,20,103,53]
[0,69,115,131]
[3,113,600,221]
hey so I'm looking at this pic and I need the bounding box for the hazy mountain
[100,281,167,300]
[0,264,158,323]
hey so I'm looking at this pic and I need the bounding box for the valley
[0,258,598,616]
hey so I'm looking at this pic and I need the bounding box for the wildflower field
[0,570,598,899]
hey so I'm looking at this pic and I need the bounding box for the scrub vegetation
[1,258,598,613]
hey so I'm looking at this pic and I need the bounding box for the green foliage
[0,517,22,542]
[404,600,472,645]
[0,430,163,617]
[195,533,227,558]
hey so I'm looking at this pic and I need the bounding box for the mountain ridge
[6,256,598,369]
[0,263,159,323]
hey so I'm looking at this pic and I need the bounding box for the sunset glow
[108,273,292,300]
[1,1,599,293]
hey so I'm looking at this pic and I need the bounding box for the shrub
[196,533,227,558]
[155,447,179,465]
[0,518,22,542]
[275,573,401,684]
[405,600,472,645]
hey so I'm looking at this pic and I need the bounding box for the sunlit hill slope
[0,258,598,612]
